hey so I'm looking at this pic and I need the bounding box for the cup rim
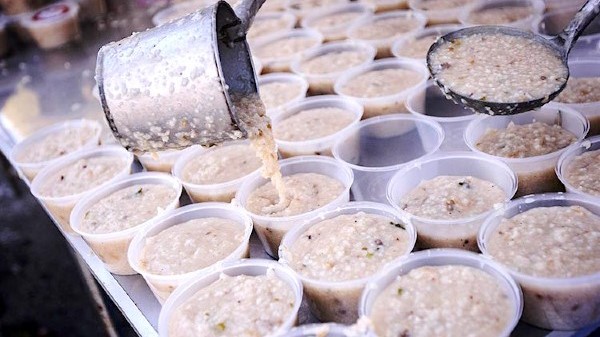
[332,114,445,172]
[531,6,600,42]
[390,24,464,61]
[301,2,374,34]
[69,171,183,239]
[478,192,600,287]
[252,28,324,64]
[386,151,518,226]
[258,72,310,114]
[458,0,545,28]
[556,135,600,198]
[346,9,427,43]
[30,145,134,203]
[279,201,417,288]
[127,202,254,281]
[158,258,304,337]
[358,248,523,336]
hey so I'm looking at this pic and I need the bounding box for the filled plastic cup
[235,155,354,257]
[359,249,523,336]
[137,146,198,173]
[259,72,310,116]
[332,115,444,203]
[127,202,253,303]
[387,152,517,251]
[158,259,304,337]
[532,4,600,58]
[464,106,589,197]
[478,193,600,330]
[271,95,364,158]
[407,0,476,24]
[391,24,463,63]
[279,201,416,323]
[10,119,102,181]
[280,323,366,337]
[546,59,600,136]
[285,0,349,21]
[253,28,324,73]
[247,11,297,43]
[301,3,373,42]
[70,172,182,275]
[334,58,428,118]
[346,10,426,58]
[30,145,133,233]
[406,80,476,151]
[556,136,600,199]
[171,141,261,203]
[458,0,545,31]
[290,41,377,95]
[359,0,409,12]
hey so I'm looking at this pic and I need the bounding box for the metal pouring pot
[96,0,266,153]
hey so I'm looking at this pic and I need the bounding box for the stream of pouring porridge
[232,93,288,209]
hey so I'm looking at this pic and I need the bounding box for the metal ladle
[96,0,266,153]
[427,0,600,116]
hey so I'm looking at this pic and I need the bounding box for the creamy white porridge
[248,15,293,41]
[339,68,423,98]
[311,12,362,31]
[396,35,438,59]
[417,0,473,10]
[287,212,411,281]
[299,50,370,75]
[351,16,421,41]
[79,184,177,234]
[274,108,355,142]
[255,36,321,60]
[39,156,129,198]
[246,172,344,217]
[16,124,97,164]
[168,273,295,337]
[430,33,568,103]
[476,122,577,158]
[370,265,514,337]
[488,205,600,278]
[140,218,245,275]
[564,149,600,196]
[399,176,506,219]
[260,81,305,111]
[467,6,534,25]
[182,144,261,185]
[555,78,600,104]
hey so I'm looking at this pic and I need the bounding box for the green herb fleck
[361,247,368,251]
[216,322,226,331]
[397,288,403,296]
[366,252,374,258]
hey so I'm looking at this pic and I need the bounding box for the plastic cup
[19,1,81,49]
[391,24,463,63]
[290,41,377,95]
[280,323,365,337]
[332,115,444,203]
[158,259,303,337]
[127,202,253,303]
[279,201,417,323]
[478,193,600,330]
[247,11,296,43]
[387,152,517,251]
[70,172,182,275]
[406,80,476,151]
[253,56,263,76]
[253,28,324,73]
[171,141,261,203]
[10,119,102,181]
[301,3,373,42]
[137,146,198,173]
[459,0,545,31]
[285,0,350,21]
[346,10,426,58]
[235,155,354,257]
[464,105,589,197]
[556,135,600,199]
[408,0,476,24]
[151,0,211,26]
[546,59,600,137]
[271,95,364,158]
[259,72,310,116]
[30,146,133,233]
[359,249,523,336]
[359,0,409,12]
[334,58,428,118]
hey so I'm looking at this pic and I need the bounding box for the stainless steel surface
[427,0,600,116]
[97,0,261,153]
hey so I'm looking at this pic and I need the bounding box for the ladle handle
[558,0,600,54]
[234,0,267,36]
